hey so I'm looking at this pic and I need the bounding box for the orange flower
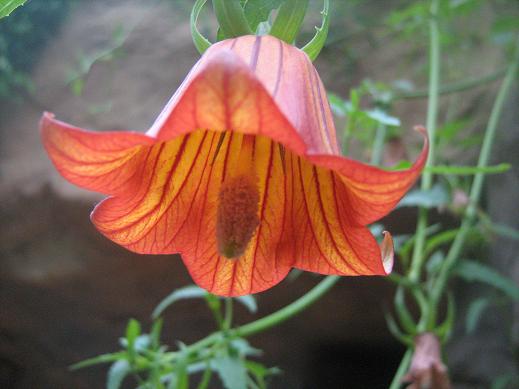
[41,35,428,296]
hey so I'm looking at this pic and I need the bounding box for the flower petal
[147,35,337,155]
[91,132,292,295]
[289,152,389,276]
[40,112,154,195]
[308,126,428,225]
[145,35,428,227]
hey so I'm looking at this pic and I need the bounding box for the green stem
[166,275,340,360]
[394,67,507,100]
[388,349,412,389]
[429,37,519,316]
[235,275,340,337]
[408,0,441,284]
[223,298,233,330]
[389,2,441,384]
[371,123,387,165]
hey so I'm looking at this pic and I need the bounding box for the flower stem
[371,123,387,165]
[408,0,441,284]
[170,275,340,358]
[394,67,507,100]
[223,298,233,330]
[428,36,519,319]
[235,275,340,337]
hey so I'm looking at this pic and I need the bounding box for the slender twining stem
[394,67,507,100]
[371,123,387,165]
[408,0,441,284]
[427,37,519,323]
[223,298,233,330]
[389,2,441,385]
[166,275,340,359]
[389,349,413,389]
[235,275,340,337]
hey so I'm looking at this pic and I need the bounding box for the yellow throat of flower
[216,134,260,259]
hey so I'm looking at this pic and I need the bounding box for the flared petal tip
[381,231,394,274]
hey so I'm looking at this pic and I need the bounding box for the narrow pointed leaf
[107,360,131,389]
[425,163,511,175]
[191,0,212,54]
[301,0,329,60]
[235,295,258,313]
[212,0,252,38]
[270,0,309,44]
[465,297,490,334]
[153,285,208,318]
[0,0,26,19]
[244,0,283,32]
[454,260,519,300]
[213,355,248,389]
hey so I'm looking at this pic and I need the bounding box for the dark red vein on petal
[297,158,343,274]
[103,135,192,233]
[248,140,274,291]
[313,167,359,275]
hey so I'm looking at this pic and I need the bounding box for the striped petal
[40,35,428,296]
[40,112,155,195]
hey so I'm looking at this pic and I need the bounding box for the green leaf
[465,297,490,334]
[107,360,131,389]
[235,295,258,313]
[366,108,401,127]
[229,338,262,357]
[435,292,455,341]
[491,373,516,389]
[212,0,252,38]
[243,0,283,33]
[191,0,212,54]
[327,92,347,116]
[153,285,208,318]
[301,0,329,61]
[425,251,444,276]
[245,360,281,389]
[125,319,141,347]
[150,318,163,349]
[70,78,84,96]
[425,163,511,175]
[454,260,519,300]
[396,183,449,209]
[0,0,26,19]
[70,352,126,370]
[269,0,309,44]
[384,311,413,346]
[484,221,519,241]
[213,355,248,389]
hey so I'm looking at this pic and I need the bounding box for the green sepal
[269,0,309,44]
[191,0,213,54]
[212,0,252,38]
[301,0,329,61]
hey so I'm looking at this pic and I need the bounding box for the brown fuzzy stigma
[216,174,260,259]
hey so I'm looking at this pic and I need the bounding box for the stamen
[216,174,260,258]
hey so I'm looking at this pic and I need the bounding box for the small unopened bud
[216,174,260,259]
[403,333,451,389]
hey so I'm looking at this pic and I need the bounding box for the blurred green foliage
[0,0,74,102]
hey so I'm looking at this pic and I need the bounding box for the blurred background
[1,0,518,388]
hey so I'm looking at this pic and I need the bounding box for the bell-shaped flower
[41,35,428,296]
